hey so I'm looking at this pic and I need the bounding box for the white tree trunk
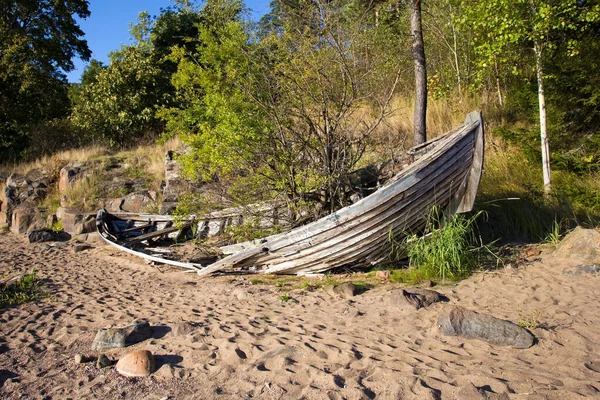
[534,41,551,194]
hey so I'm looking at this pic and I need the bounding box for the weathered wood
[124,223,192,245]
[96,111,484,276]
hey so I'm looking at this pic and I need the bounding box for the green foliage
[0,270,45,308]
[279,293,290,302]
[0,0,90,158]
[400,208,483,281]
[161,0,403,216]
[517,307,542,330]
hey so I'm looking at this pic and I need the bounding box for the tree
[0,0,90,157]
[411,0,427,145]
[462,0,600,194]
[71,7,201,147]
[161,0,403,215]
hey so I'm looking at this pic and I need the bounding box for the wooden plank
[124,222,192,245]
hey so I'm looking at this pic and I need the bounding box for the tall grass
[476,135,600,243]
[400,208,484,281]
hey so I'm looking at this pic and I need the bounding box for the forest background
[2,0,600,244]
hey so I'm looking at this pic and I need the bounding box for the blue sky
[67,0,271,82]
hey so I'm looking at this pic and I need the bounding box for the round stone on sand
[116,350,155,377]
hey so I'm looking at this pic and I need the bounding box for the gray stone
[563,264,600,276]
[27,228,56,243]
[333,282,357,298]
[91,320,153,351]
[391,288,448,310]
[96,354,112,369]
[437,305,535,349]
[554,227,600,263]
[73,243,92,253]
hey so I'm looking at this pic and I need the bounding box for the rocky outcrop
[1,173,49,233]
[161,149,202,214]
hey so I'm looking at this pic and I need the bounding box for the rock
[46,214,58,228]
[554,227,600,264]
[437,305,535,349]
[73,243,92,253]
[333,282,357,298]
[232,288,248,301]
[563,264,600,276]
[391,288,448,310]
[27,228,56,243]
[375,270,390,279]
[91,320,153,351]
[458,383,510,400]
[58,164,85,195]
[96,354,113,368]
[172,322,196,337]
[120,190,156,213]
[10,203,36,234]
[116,350,155,378]
[74,354,87,364]
[56,207,96,235]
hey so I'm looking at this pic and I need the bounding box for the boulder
[10,203,36,234]
[437,305,535,349]
[554,227,600,264]
[91,320,153,351]
[56,207,96,235]
[116,350,155,378]
[120,190,156,213]
[27,228,56,243]
[333,282,358,298]
[391,288,448,310]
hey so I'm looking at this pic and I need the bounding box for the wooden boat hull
[97,111,484,276]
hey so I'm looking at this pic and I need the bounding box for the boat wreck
[96,110,484,276]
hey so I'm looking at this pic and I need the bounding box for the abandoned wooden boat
[97,110,484,276]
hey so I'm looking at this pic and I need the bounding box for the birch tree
[462,0,600,194]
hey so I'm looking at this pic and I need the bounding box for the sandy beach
[1,231,599,399]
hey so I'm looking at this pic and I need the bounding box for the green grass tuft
[399,208,484,281]
[0,270,45,308]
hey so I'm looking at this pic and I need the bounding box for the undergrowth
[0,270,45,308]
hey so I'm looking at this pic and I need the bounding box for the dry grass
[0,146,109,177]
